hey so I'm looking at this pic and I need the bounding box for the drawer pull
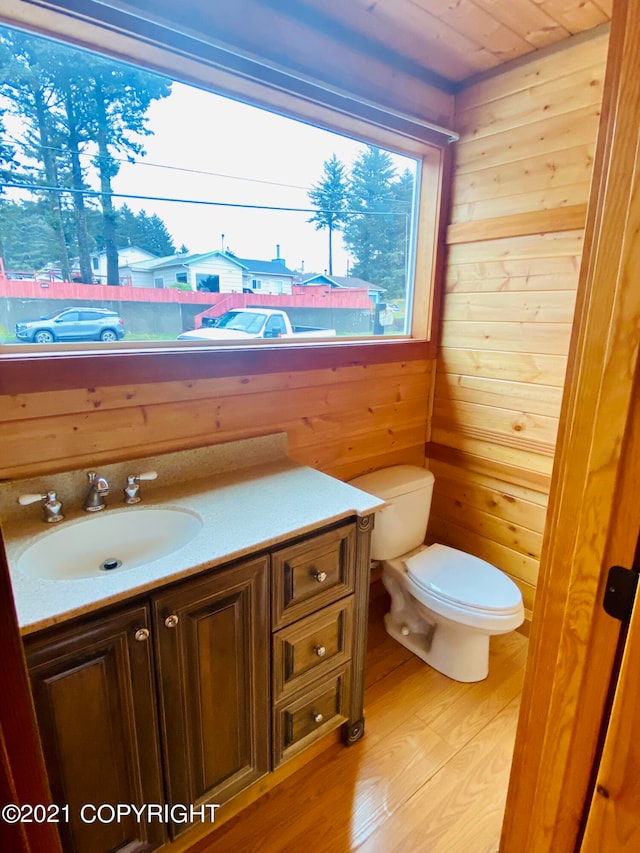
[134,627,150,642]
[311,711,324,724]
[164,614,179,629]
[312,570,328,584]
[314,645,327,658]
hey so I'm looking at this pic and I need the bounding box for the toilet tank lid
[349,465,434,500]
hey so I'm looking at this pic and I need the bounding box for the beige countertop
[0,435,384,635]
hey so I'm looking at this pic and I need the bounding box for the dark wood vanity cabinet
[24,556,269,852]
[26,603,167,853]
[23,516,373,853]
[152,556,270,824]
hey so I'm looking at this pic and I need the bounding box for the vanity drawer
[273,666,351,766]
[273,597,353,701]
[272,523,356,628]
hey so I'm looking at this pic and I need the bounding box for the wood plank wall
[0,359,432,485]
[428,33,609,618]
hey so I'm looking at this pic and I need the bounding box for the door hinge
[603,565,639,622]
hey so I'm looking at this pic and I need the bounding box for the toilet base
[384,611,490,682]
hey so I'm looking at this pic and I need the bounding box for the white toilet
[350,465,524,682]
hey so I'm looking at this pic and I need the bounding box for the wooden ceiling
[276,0,612,87]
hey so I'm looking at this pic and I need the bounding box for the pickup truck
[177,308,336,341]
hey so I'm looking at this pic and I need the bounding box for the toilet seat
[405,544,523,616]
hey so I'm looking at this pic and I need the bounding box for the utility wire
[1,180,410,217]
[26,142,312,192]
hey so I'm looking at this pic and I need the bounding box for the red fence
[0,278,373,312]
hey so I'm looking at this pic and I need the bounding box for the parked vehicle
[15,307,126,343]
[177,308,336,341]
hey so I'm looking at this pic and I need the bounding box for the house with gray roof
[115,247,296,293]
[301,272,385,303]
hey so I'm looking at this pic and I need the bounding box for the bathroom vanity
[0,436,382,853]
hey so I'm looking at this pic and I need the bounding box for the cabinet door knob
[313,645,326,657]
[134,627,150,642]
[164,614,179,629]
[311,712,324,724]
[312,570,328,583]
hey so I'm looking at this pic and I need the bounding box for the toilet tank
[349,465,435,561]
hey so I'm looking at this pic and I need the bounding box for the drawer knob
[311,712,324,724]
[164,614,179,629]
[134,627,150,642]
[312,570,328,584]
[314,645,327,658]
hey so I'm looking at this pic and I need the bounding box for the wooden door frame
[0,541,62,852]
[500,0,640,849]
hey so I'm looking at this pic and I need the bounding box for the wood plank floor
[191,584,528,853]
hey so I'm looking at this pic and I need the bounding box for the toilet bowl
[349,465,524,682]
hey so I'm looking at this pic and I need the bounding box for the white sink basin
[17,507,203,580]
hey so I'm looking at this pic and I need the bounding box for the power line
[18,142,312,192]
[1,180,410,217]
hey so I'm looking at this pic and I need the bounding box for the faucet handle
[18,491,64,523]
[18,493,50,506]
[123,470,157,504]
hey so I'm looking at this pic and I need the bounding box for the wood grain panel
[442,290,577,323]
[456,30,609,110]
[446,264,580,293]
[535,0,608,32]
[447,205,587,243]
[470,0,570,50]
[451,183,592,225]
[446,229,585,263]
[438,348,568,386]
[430,493,544,559]
[435,373,564,416]
[440,320,574,355]
[432,398,559,452]
[454,105,602,174]
[452,145,595,206]
[292,0,497,81]
[0,360,432,481]
[433,33,606,613]
[456,64,605,142]
[427,442,553,493]
[429,458,548,506]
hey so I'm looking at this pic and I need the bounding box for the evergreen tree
[85,61,171,282]
[0,25,172,283]
[343,146,414,299]
[113,206,174,256]
[0,199,55,269]
[0,30,76,279]
[307,153,348,275]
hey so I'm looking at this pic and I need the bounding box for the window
[0,5,449,383]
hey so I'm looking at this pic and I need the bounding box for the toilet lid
[406,544,522,613]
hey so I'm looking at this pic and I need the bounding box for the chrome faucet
[83,471,109,512]
[18,490,65,523]
[123,470,158,504]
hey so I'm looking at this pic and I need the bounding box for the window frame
[0,1,451,395]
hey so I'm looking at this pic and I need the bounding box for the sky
[0,24,419,277]
[109,81,417,275]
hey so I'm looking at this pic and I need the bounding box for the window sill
[0,338,436,395]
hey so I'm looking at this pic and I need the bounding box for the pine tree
[343,146,414,299]
[307,153,349,275]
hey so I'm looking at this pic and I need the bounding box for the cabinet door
[153,556,270,835]
[25,603,166,853]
